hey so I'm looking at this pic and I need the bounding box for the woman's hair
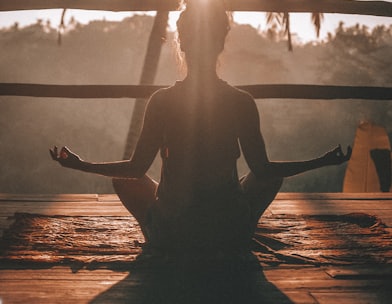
[176,0,231,60]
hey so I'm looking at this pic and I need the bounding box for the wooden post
[112,12,169,240]
[122,11,169,159]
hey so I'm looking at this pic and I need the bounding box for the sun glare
[0,8,391,43]
[197,0,211,5]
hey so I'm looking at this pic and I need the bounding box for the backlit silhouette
[50,0,351,257]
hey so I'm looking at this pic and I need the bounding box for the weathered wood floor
[0,192,391,304]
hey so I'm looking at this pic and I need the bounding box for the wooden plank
[0,269,131,304]
[1,83,392,100]
[0,277,388,290]
[1,0,392,17]
[0,201,124,208]
[1,194,391,219]
[268,204,392,213]
[262,278,389,290]
[267,209,392,225]
[275,192,392,200]
[4,199,392,208]
[0,267,389,304]
[284,291,317,304]
[263,266,333,280]
[0,286,121,304]
[0,196,390,220]
[0,193,99,202]
[0,210,130,216]
[0,268,129,280]
[0,280,140,288]
[269,199,392,208]
[98,194,121,202]
[0,193,390,202]
[2,192,392,202]
[311,292,389,304]
[0,200,126,216]
[325,266,392,279]
[267,207,392,215]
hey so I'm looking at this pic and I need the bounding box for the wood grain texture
[0,193,391,304]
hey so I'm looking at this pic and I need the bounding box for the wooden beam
[122,11,169,158]
[0,0,391,17]
[1,83,391,100]
[0,0,181,12]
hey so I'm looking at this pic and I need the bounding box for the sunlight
[1,9,391,43]
[197,0,211,5]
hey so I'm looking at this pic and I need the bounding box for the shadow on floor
[90,257,293,304]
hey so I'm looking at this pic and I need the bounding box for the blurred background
[1,11,391,193]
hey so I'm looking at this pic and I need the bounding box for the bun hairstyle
[176,0,231,54]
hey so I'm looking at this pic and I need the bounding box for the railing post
[122,11,169,159]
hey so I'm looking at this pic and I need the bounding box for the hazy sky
[0,9,391,42]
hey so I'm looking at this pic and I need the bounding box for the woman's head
[176,0,231,70]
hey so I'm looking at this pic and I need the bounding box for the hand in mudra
[323,145,352,166]
[50,146,82,169]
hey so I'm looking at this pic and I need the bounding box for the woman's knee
[112,175,158,230]
[240,172,282,197]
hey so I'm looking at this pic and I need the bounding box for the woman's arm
[264,145,351,179]
[50,146,148,178]
[238,94,351,180]
[50,92,164,179]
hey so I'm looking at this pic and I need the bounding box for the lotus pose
[50,0,351,256]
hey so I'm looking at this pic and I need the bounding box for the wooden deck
[0,192,391,304]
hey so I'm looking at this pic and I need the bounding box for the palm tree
[311,12,323,38]
[266,11,323,51]
[266,12,292,51]
[57,8,67,45]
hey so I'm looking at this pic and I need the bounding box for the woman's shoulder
[147,84,178,111]
[220,81,256,107]
[150,84,174,99]
[149,81,182,102]
[218,79,250,96]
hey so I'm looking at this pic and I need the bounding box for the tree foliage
[0,17,391,193]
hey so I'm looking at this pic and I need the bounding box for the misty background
[1,15,391,193]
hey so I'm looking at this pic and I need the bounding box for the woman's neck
[185,66,219,83]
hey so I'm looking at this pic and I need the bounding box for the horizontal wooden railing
[1,83,391,100]
[0,0,392,17]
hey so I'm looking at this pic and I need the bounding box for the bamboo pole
[122,11,169,159]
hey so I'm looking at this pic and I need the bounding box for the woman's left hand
[322,145,352,166]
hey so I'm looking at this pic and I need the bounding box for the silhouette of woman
[50,0,351,256]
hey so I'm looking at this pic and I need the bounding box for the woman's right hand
[49,146,83,169]
[322,145,352,166]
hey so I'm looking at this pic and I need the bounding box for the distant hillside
[1,16,391,193]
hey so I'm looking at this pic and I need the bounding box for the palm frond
[57,8,67,46]
[266,12,283,26]
[283,12,293,51]
[266,12,293,51]
[311,13,324,38]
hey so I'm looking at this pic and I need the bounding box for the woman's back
[156,79,252,204]
[148,79,254,252]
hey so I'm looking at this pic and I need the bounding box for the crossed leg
[112,175,158,242]
[240,172,283,233]
[112,172,283,249]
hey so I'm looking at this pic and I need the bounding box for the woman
[50,0,351,255]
